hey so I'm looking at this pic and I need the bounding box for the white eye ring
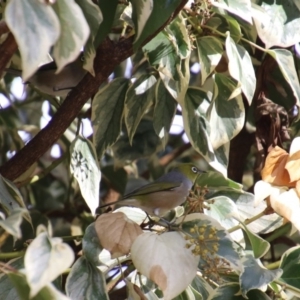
[191,166,198,173]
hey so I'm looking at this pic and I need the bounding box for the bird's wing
[123,181,182,199]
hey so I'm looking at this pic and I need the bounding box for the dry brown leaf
[261,146,291,186]
[95,212,143,258]
[285,151,300,182]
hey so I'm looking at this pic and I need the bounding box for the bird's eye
[191,166,198,173]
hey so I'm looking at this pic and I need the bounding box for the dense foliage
[0,0,300,299]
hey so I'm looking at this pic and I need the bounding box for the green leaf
[124,74,157,143]
[113,119,161,165]
[181,213,243,273]
[0,208,29,239]
[130,0,153,45]
[153,79,177,146]
[225,35,256,104]
[66,256,109,300]
[75,0,103,76]
[70,136,101,215]
[280,246,300,288]
[143,14,190,102]
[196,36,223,85]
[0,176,31,226]
[92,78,130,158]
[24,232,74,297]
[4,0,60,80]
[182,87,227,176]
[132,0,185,50]
[191,275,213,299]
[101,166,128,195]
[82,223,102,265]
[240,224,270,259]
[252,2,300,49]
[94,0,118,47]
[208,283,272,299]
[0,257,24,300]
[203,196,239,232]
[53,0,90,72]
[240,253,282,297]
[267,49,300,108]
[207,73,245,149]
[8,271,69,300]
[211,0,252,24]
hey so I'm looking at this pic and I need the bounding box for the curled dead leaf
[285,151,300,183]
[95,212,143,258]
[261,146,291,186]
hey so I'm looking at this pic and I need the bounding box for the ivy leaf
[132,0,186,50]
[240,253,282,297]
[5,0,60,80]
[131,231,200,300]
[208,73,245,149]
[94,0,118,46]
[92,78,130,158]
[153,79,177,146]
[124,74,157,143]
[267,49,300,108]
[280,246,300,289]
[53,0,90,73]
[70,136,101,215]
[252,2,300,49]
[66,256,109,300]
[211,0,252,24]
[196,36,223,85]
[24,232,74,297]
[181,87,227,176]
[225,34,256,104]
[75,0,103,76]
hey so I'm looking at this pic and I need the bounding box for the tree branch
[0,33,17,76]
[0,1,188,181]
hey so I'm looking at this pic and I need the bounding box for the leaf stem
[273,279,300,295]
[201,24,267,53]
[228,210,266,233]
[0,251,25,260]
[265,260,281,270]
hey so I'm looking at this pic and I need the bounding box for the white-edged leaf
[0,208,28,239]
[66,256,109,300]
[153,79,177,146]
[124,74,157,143]
[131,0,153,43]
[92,78,130,157]
[196,36,223,85]
[211,0,252,24]
[252,3,300,49]
[267,49,300,107]
[53,0,90,73]
[5,0,60,80]
[240,253,282,297]
[75,0,103,76]
[24,232,74,297]
[181,87,227,176]
[70,136,101,215]
[208,73,245,149]
[225,35,256,104]
[131,231,199,300]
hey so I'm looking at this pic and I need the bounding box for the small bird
[100,163,202,217]
[5,54,87,97]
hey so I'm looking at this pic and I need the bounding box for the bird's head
[175,163,203,183]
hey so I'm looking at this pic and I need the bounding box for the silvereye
[5,53,86,97]
[100,163,202,217]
